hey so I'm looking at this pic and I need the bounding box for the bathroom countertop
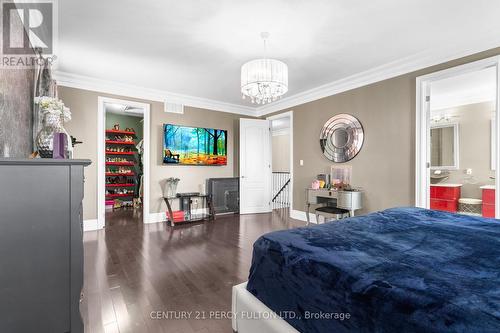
[430,183,463,187]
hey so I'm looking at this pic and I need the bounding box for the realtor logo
[2,1,53,55]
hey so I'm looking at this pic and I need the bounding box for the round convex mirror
[319,114,364,163]
[332,128,349,148]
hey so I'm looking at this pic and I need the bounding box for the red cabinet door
[482,189,495,205]
[483,204,495,218]
[482,189,495,218]
[430,199,458,213]
[430,186,461,200]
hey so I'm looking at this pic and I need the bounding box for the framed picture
[163,124,227,165]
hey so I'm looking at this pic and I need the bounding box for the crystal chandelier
[241,32,288,105]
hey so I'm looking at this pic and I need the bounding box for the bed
[232,207,500,333]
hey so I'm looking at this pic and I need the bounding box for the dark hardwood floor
[81,208,304,333]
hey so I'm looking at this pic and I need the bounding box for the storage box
[166,210,185,223]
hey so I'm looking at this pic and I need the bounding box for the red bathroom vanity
[430,184,462,213]
[481,185,495,218]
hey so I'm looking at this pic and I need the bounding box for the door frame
[415,56,500,217]
[267,111,294,213]
[97,96,151,228]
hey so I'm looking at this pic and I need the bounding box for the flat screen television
[163,124,228,165]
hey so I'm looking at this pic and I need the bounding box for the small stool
[315,206,350,224]
[458,198,482,216]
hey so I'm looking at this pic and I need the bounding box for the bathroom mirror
[430,123,459,170]
[320,114,364,163]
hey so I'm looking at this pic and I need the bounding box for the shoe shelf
[105,140,135,145]
[105,162,135,166]
[105,151,135,155]
[105,172,135,176]
[106,183,135,187]
[105,128,139,206]
[105,193,135,198]
[105,129,136,136]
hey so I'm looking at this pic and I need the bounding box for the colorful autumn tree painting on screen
[163,124,227,165]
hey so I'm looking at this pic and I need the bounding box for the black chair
[315,206,350,223]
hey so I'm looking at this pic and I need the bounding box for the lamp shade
[241,58,288,104]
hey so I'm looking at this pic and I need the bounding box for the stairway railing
[272,172,290,209]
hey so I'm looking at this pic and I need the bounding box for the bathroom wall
[432,101,495,199]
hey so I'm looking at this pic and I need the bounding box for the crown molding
[256,37,500,116]
[53,71,256,116]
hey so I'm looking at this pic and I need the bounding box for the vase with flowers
[164,177,180,198]
[34,96,72,158]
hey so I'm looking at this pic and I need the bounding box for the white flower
[35,96,72,123]
[63,106,71,122]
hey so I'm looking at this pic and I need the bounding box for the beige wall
[284,77,414,214]
[432,102,495,198]
[266,47,500,214]
[272,133,290,172]
[59,86,247,220]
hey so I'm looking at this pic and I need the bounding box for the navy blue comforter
[246,207,500,333]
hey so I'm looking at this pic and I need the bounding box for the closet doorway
[416,56,500,218]
[97,97,150,228]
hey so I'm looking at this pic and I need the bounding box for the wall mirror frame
[319,114,364,163]
[430,123,459,170]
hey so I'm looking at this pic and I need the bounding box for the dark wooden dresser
[0,159,91,333]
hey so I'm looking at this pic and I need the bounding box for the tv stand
[163,194,215,226]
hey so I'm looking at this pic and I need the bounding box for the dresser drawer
[430,198,458,213]
[430,186,461,200]
[337,191,362,210]
[337,192,351,209]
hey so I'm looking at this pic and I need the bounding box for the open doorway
[268,111,293,211]
[97,97,150,228]
[416,57,500,218]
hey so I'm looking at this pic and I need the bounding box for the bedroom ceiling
[56,0,500,112]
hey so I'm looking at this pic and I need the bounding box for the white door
[240,119,272,214]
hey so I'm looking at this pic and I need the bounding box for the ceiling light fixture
[241,32,288,105]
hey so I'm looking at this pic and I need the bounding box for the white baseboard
[148,212,167,224]
[83,219,99,232]
[290,209,317,224]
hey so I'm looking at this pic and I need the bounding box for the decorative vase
[36,111,70,158]
[164,179,179,198]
